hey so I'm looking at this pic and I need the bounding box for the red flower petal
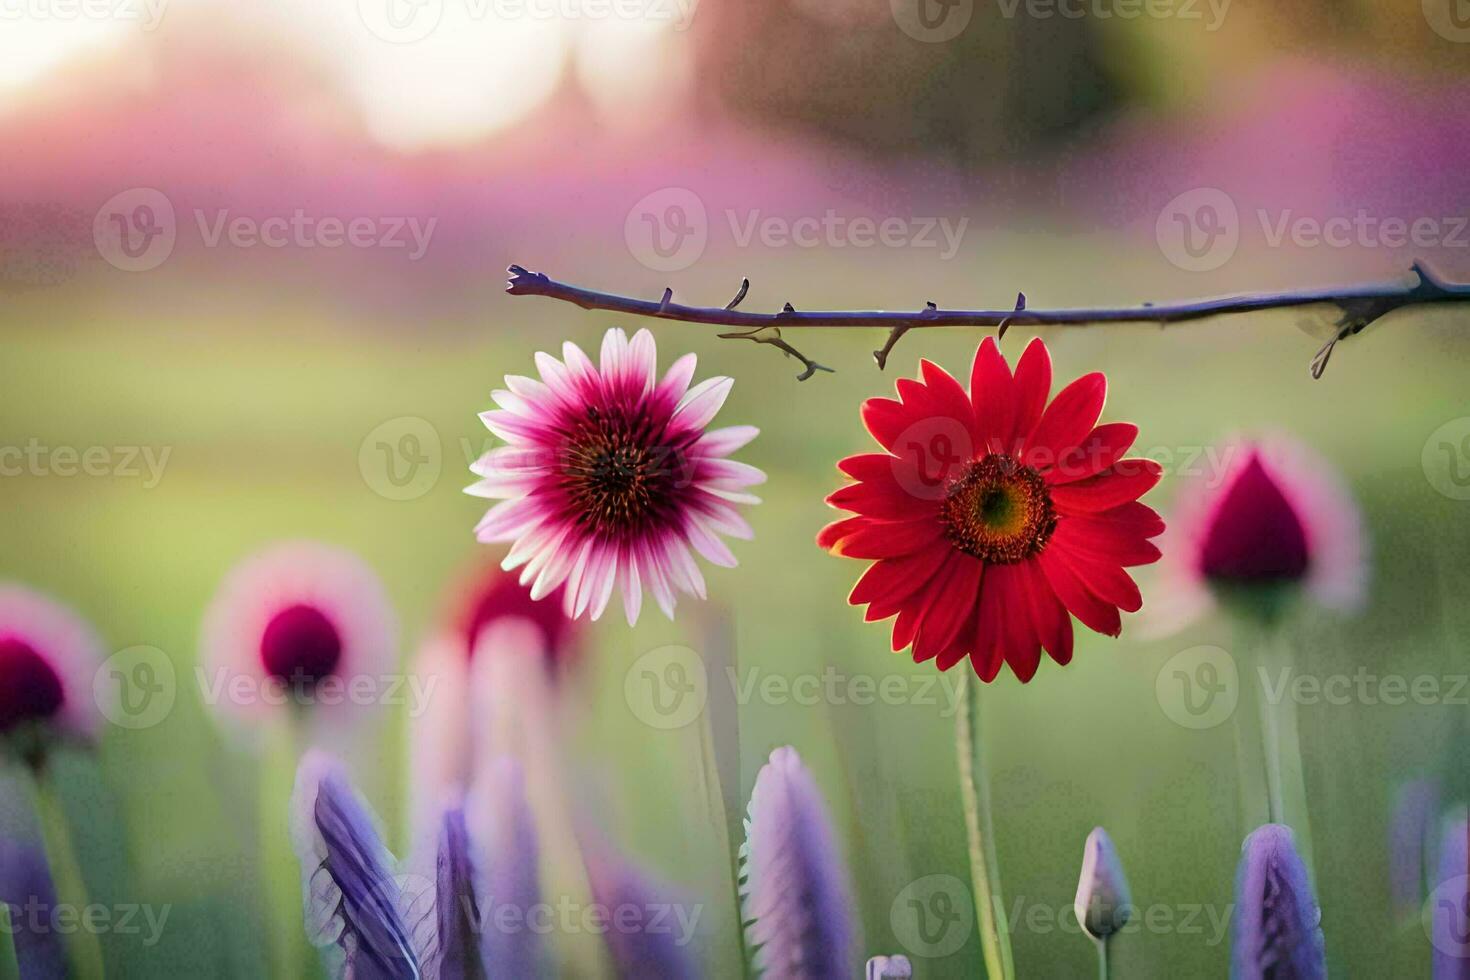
[892,554,962,652]
[969,338,1016,454]
[1018,557,1073,667]
[1050,460,1163,515]
[850,547,944,611]
[1010,339,1052,451]
[913,555,982,662]
[828,518,944,559]
[1023,372,1106,472]
[815,516,866,551]
[836,453,896,482]
[1039,548,1122,637]
[1046,422,1139,485]
[920,359,977,434]
[990,563,1041,682]
[969,573,1007,681]
[825,481,915,521]
[1088,500,1167,539]
[1051,516,1162,567]
[860,397,912,452]
[1052,546,1142,613]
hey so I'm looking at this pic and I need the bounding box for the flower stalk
[956,675,1014,980]
[31,774,103,980]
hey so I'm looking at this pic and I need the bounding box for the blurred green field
[2,241,1469,978]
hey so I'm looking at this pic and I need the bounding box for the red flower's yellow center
[941,454,1057,563]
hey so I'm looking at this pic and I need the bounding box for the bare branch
[505,262,1470,380]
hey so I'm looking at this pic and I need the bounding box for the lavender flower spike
[466,757,544,979]
[0,838,66,980]
[1389,778,1441,920]
[740,746,855,980]
[291,750,421,980]
[1428,809,1470,980]
[1230,824,1326,980]
[1075,827,1133,940]
[580,831,700,980]
[426,811,488,980]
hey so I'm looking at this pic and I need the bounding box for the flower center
[561,407,679,536]
[260,604,342,690]
[941,454,1057,563]
[0,636,65,732]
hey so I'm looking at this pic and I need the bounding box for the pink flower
[446,556,581,670]
[201,542,398,727]
[0,585,104,751]
[1155,435,1366,629]
[467,327,762,624]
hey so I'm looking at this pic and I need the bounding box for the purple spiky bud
[740,746,855,979]
[1229,824,1325,980]
[0,837,66,980]
[1075,827,1133,940]
[1428,810,1470,980]
[291,751,420,980]
[1389,778,1441,920]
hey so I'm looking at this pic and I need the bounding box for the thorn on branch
[726,278,750,311]
[997,293,1026,341]
[873,302,936,370]
[658,287,674,314]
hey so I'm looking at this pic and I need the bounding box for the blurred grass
[1,238,1469,977]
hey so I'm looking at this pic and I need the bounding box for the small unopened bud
[867,954,913,979]
[1075,827,1133,940]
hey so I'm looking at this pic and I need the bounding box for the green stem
[0,905,19,980]
[1096,935,1110,980]
[1254,644,1286,826]
[956,675,1014,980]
[31,771,105,980]
[262,717,307,979]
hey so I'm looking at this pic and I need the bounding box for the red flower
[817,338,1165,682]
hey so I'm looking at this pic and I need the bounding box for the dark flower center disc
[0,637,65,732]
[260,604,343,690]
[942,454,1057,563]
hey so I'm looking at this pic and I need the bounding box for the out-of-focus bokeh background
[2,0,1470,976]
